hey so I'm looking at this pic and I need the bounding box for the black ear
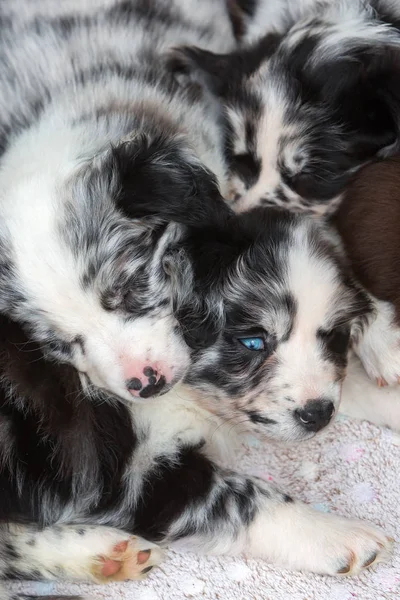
[110,132,233,228]
[176,300,222,350]
[169,34,282,96]
[328,52,399,158]
[303,46,400,159]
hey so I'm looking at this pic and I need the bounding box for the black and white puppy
[178,0,400,216]
[0,209,392,600]
[0,0,235,404]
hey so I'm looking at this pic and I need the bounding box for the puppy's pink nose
[126,366,169,399]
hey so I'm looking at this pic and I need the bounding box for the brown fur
[334,155,400,324]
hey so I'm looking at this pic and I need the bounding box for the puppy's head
[174,5,400,215]
[184,208,372,442]
[0,128,230,403]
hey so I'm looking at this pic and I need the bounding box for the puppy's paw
[91,535,163,583]
[355,300,400,387]
[248,502,392,576]
[324,519,392,576]
[16,524,163,584]
[296,512,392,576]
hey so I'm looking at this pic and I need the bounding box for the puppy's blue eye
[238,337,265,351]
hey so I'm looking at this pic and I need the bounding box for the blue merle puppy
[0,0,236,405]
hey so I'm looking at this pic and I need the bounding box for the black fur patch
[111,133,232,230]
[230,153,261,188]
[318,326,351,369]
[235,0,258,18]
[0,314,137,526]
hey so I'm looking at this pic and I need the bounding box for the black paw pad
[127,378,142,391]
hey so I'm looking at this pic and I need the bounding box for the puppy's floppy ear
[169,34,282,96]
[171,218,252,350]
[110,132,233,228]
[176,299,223,350]
[295,28,400,159]
[174,239,235,350]
[317,48,400,159]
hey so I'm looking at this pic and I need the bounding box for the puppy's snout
[294,398,335,433]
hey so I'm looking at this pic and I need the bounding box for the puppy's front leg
[244,493,391,575]
[167,469,391,575]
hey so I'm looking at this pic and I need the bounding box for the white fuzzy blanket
[8,413,400,600]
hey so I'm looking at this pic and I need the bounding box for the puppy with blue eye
[171,0,400,396]
[182,207,367,441]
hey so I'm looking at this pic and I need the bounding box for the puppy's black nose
[295,399,335,433]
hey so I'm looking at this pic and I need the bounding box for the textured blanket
[8,413,400,600]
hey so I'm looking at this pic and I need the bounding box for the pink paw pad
[92,537,160,583]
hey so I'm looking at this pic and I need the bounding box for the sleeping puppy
[0,0,235,406]
[176,0,400,217]
[0,207,393,600]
